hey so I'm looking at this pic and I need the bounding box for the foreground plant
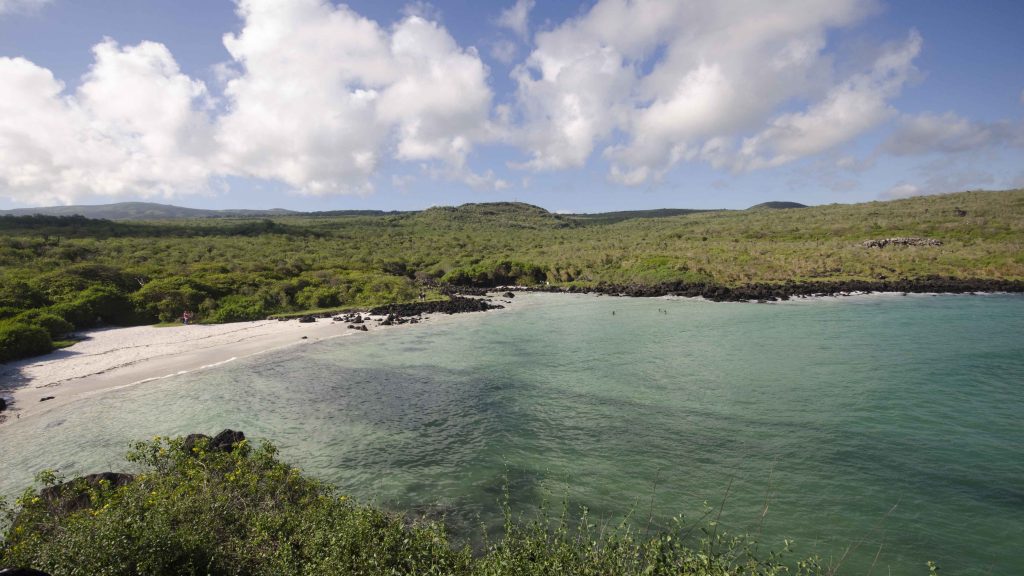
[3,434,833,575]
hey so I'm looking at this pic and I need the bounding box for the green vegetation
[2,190,1022,362]
[0,435,823,575]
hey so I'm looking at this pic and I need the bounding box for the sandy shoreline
[0,298,516,426]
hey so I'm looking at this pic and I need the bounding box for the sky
[0,0,1022,212]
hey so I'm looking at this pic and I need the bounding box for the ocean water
[2,293,1023,575]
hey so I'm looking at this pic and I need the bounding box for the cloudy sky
[0,0,1022,211]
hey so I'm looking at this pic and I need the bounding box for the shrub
[207,295,268,323]
[48,286,137,329]
[0,322,53,363]
[0,435,823,576]
[12,310,74,339]
[131,277,215,323]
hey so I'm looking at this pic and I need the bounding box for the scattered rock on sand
[298,315,316,323]
[0,397,7,412]
[39,396,54,402]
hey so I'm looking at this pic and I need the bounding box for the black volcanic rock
[39,472,136,516]
[500,277,1024,302]
[370,296,501,318]
[209,429,246,452]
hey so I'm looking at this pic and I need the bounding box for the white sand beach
[0,297,516,425]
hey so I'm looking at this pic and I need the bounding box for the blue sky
[0,0,1021,212]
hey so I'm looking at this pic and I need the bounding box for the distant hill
[413,202,575,229]
[2,200,800,223]
[0,202,296,221]
[568,208,714,224]
[747,201,808,210]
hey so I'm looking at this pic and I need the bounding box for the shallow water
[2,293,1023,574]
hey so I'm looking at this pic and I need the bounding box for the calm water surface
[2,293,1023,574]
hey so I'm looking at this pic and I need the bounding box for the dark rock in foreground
[210,429,247,452]
[183,429,247,453]
[39,472,136,516]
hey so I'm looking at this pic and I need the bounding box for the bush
[207,295,268,323]
[12,310,74,339]
[131,277,215,323]
[0,322,53,363]
[0,435,822,576]
[1,436,471,575]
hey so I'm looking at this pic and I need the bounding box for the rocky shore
[489,276,1024,302]
[369,295,502,317]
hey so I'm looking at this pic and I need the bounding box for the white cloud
[735,30,922,170]
[883,111,1024,156]
[511,0,919,183]
[881,168,997,200]
[497,0,535,40]
[490,39,518,65]
[0,40,215,204]
[217,0,494,195]
[881,183,922,199]
[0,0,498,204]
[0,0,49,15]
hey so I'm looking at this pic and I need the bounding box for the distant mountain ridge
[1,199,808,222]
[0,202,299,220]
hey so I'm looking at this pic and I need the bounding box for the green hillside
[1,189,1022,362]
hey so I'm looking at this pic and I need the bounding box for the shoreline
[2,283,1019,425]
[0,295,515,427]
[487,276,1024,302]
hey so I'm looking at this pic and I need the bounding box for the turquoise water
[2,293,1023,574]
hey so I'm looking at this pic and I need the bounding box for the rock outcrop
[39,472,136,516]
[861,237,943,248]
[370,296,501,318]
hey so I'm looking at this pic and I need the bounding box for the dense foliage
[1,190,1022,362]
[1,435,825,576]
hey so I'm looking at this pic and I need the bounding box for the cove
[2,293,1022,575]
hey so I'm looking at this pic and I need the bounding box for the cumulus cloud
[881,169,997,200]
[511,0,924,184]
[0,40,215,204]
[0,0,49,15]
[218,0,494,195]
[497,0,535,40]
[0,0,495,203]
[883,111,1024,156]
[881,183,921,199]
[734,30,922,170]
[490,39,519,65]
